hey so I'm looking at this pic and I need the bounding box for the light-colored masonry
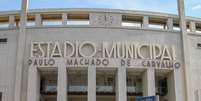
[0,0,201,101]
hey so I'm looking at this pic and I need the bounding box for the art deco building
[0,0,201,101]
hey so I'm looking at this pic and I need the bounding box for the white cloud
[192,4,201,10]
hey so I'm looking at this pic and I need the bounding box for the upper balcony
[0,8,200,35]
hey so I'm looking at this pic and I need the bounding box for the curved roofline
[0,8,200,21]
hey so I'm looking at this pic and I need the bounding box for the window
[157,78,168,96]
[197,43,201,49]
[0,23,9,28]
[0,92,2,101]
[107,77,114,86]
[67,14,89,25]
[0,38,7,43]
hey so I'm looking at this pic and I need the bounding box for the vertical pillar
[116,67,127,101]
[142,16,149,29]
[26,66,40,101]
[177,0,193,100]
[168,69,186,101]
[143,68,155,96]
[14,0,28,101]
[88,65,96,101]
[189,21,196,32]
[167,71,176,101]
[196,89,201,101]
[35,14,42,27]
[9,15,15,28]
[57,60,67,101]
[62,13,68,25]
[167,18,173,31]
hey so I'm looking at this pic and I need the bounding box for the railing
[43,85,57,92]
[127,86,142,93]
[43,85,114,93]
[41,85,165,96]
[0,8,200,34]
[96,86,114,92]
[42,85,88,93]
[68,85,115,93]
[68,85,88,92]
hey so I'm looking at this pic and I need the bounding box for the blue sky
[0,0,200,18]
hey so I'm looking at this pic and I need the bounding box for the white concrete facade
[0,0,201,101]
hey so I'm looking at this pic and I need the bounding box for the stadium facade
[0,0,201,101]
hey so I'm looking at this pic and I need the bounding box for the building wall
[22,27,186,101]
[0,8,200,101]
[0,29,18,101]
[0,26,188,101]
[188,34,201,101]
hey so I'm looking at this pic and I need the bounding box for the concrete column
[62,13,68,25]
[196,89,201,101]
[9,15,15,28]
[177,0,193,100]
[57,60,67,101]
[88,65,96,101]
[143,68,155,96]
[35,14,42,27]
[116,67,127,101]
[26,66,40,101]
[142,16,149,29]
[167,18,173,31]
[14,0,28,101]
[168,69,186,101]
[189,21,196,32]
[167,71,176,101]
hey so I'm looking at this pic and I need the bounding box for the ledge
[24,25,180,34]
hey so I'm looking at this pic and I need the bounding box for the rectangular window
[67,14,89,26]
[0,22,9,28]
[0,92,2,101]
[0,38,7,43]
[197,43,201,49]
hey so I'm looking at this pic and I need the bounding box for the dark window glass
[0,38,7,43]
[197,43,201,48]
[0,92,2,101]
[157,78,168,96]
